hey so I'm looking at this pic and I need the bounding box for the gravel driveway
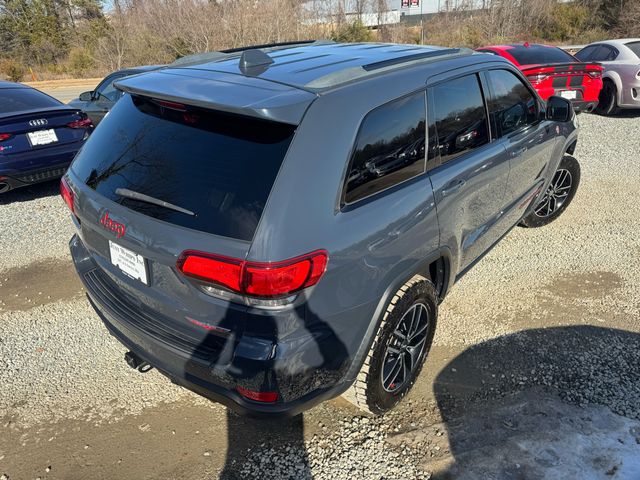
[0,112,639,479]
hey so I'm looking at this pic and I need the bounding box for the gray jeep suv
[62,41,580,416]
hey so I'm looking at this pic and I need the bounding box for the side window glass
[486,69,538,137]
[344,91,426,204]
[604,47,618,61]
[96,75,124,102]
[432,74,489,164]
[575,46,596,61]
[590,45,611,62]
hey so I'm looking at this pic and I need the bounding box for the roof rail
[169,40,330,67]
[362,48,461,71]
[221,39,323,54]
[305,47,474,90]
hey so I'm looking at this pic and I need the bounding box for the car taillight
[527,74,549,85]
[60,176,75,213]
[0,133,12,141]
[586,65,603,78]
[67,117,93,129]
[177,250,328,298]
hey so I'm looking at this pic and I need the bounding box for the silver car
[576,39,640,115]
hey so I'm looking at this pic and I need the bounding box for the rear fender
[337,247,453,390]
[602,71,624,104]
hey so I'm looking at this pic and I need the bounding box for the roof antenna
[239,49,274,76]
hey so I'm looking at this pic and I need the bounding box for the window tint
[71,94,295,241]
[575,45,597,61]
[0,87,61,114]
[508,45,576,65]
[432,74,489,163]
[344,91,426,204]
[625,41,640,59]
[590,45,618,61]
[95,74,125,102]
[486,69,538,137]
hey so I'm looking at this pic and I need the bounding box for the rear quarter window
[343,91,426,205]
[0,87,61,114]
[71,94,295,241]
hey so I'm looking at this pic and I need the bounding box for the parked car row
[2,38,637,196]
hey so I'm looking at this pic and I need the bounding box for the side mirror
[79,91,93,102]
[546,96,573,122]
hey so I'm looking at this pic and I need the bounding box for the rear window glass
[626,42,640,59]
[508,46,576,65]
[0,87,61,114]
[71,95,295,241]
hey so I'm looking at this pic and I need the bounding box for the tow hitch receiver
[124,351,153,373]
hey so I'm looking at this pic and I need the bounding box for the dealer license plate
[27,129,58,146]
[109,241,148,285]
[559,90,577,100]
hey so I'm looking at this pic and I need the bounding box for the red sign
[401,0,409,7]
[410,0,419,6]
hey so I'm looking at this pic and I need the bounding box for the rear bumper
[571,100,598,113]
[0,163,69,191]
[69,234,355,417]
[0,141,82,191]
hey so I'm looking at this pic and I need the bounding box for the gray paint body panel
[66,43,579,415]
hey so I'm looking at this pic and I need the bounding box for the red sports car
[476,43,603,113]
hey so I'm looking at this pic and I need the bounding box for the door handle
[511,146,528,158]
[441,179,466,197]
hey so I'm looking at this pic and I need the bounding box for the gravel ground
[0,112,639,479]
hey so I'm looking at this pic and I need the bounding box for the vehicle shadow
[430,325,640,479]
[184,299,351,479]
[0,179,60,205]
[585,109,640,119]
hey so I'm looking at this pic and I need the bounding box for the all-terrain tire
[520,155,581,228]
[342,275,438,415]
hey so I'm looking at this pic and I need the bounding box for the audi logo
[28,119,48,127]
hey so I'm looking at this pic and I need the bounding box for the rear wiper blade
[115,188,195,216]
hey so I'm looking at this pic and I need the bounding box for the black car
[0,81,93,193]
[68,65,163,125]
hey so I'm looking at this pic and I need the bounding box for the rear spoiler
[520,63,603,74]
[114,68,317,125]
[0,106,80,122]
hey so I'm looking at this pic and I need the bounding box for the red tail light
[177,250,328,298]
[60,176,75,213]
[586,64,603,78]
[0,133,12,141]
[67,117,93,129]
[236,386,278,403]
[524,66,554,86]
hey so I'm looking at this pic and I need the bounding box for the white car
[576,39,640,115]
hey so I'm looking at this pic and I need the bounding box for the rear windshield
[0,87,61,114]
[508,46,576,65]
[626,41,640,59]
[71,95,295,241]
